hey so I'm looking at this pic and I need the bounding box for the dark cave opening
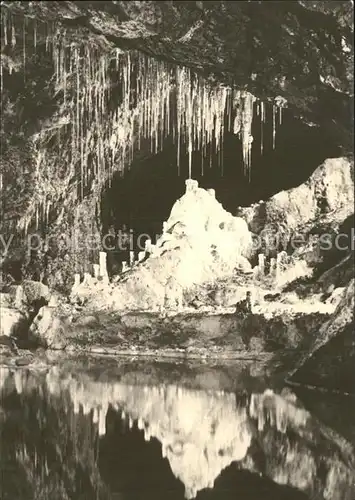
[100,104,341,272]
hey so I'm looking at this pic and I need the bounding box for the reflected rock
[1,364,354,500]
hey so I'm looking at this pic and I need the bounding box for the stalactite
[33,18,37,50]
[35,205,39,231]
[3,9,8,46]
[233,90,256,175]
[11,16,16,47]
[260,101,265,155]
[272,103,276,149]
[45,23,49,52]
[22,17,26,75]
[10,21,286,230]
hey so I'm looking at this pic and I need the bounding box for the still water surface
[1,356,354,500]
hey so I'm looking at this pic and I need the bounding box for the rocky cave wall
[0,1,353,289]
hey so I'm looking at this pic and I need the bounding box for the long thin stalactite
[0,11,286,232]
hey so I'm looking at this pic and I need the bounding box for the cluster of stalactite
[0,11,285,232]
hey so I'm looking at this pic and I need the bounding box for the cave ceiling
[2,0,354,151]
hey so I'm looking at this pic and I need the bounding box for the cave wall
[0,1,353,288]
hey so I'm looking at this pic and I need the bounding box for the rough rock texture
[1,2,353,287]
[0,307,28,338]
[237,157,354,259]
[6,280,51,306]
[316,252,354,291]
[2,1,353,148]
[29,300,330,354]
[290,279,355,392]
[43,196,102,291]
[290,323,355,394]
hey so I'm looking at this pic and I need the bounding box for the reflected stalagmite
[2,366,352,500]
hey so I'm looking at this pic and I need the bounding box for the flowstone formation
[71,179,253,311]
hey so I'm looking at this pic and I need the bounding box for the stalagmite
[144,239,153,254]
[121,261,128,273]
[129,251,134,266]
[138,251,145,262]
[14,285,26,309]
[269,257,277,278]
[14,371,23,394]
[93,407,99,424]
[186,179,198,192]
[98,406,107,436]
[99,251,108,280]
[73,397,80,415]
[258,254,265,276]
[144,427,151,442]
[82,272,92,286]
[93,264,100,279]
[73,273,81,288]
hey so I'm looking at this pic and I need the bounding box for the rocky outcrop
[6,280,51,306]
[290,279,354,392]
[316,250,354,292]
[0,306,28,338]
[28,300,331,354]
[237,157,354,260]
[289,323,355,395]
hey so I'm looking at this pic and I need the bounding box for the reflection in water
[0,362,355,500]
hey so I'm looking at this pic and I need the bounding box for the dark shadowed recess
[291,388,355,445]
[100,104,341,241]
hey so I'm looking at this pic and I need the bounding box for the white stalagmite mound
[82,179,253,311]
